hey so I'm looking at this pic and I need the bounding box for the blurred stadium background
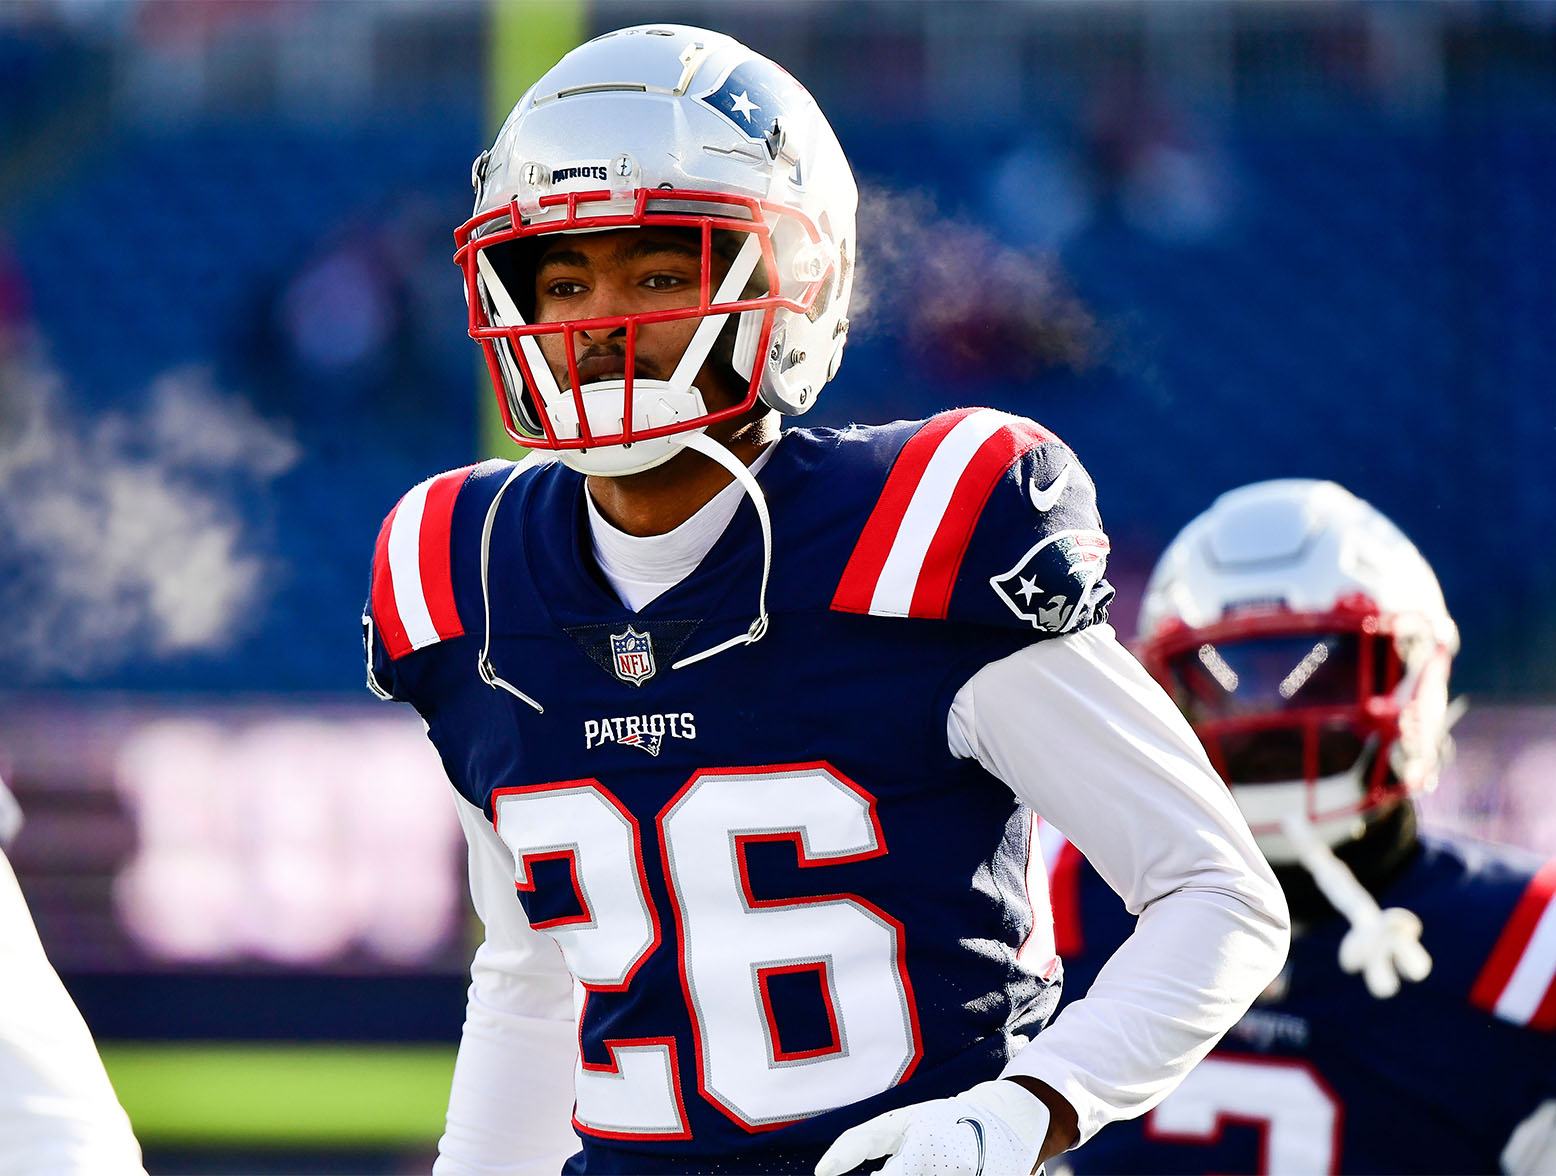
[1,0,1553,1171]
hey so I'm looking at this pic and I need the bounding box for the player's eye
[543,278,587,298]
[641,272,690,291]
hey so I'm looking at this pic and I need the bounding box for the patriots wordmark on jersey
[1040,822,1556,1176]
[366,410,1113,1173]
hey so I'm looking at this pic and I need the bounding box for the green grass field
[101,1044,455,1145]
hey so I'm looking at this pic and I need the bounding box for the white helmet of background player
[454,24,857,476]
[1137,479,1459,864]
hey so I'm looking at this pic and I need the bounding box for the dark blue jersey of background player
[365,412,1288,1175]
[1054,477,1556,1176]
[1046,805,1556,1175]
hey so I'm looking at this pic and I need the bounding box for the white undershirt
[586,443,776,612]
[435,463,1290,1174]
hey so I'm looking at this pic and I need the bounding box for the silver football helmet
[455,24,857,476]
[1137,479,1459,864]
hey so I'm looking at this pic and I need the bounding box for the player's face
[532,227,741,410]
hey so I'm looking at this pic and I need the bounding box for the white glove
[815,1080,1050,1176]
[1503,1098,1556,1176]
[1338,906,1433,999]
[1280,815,1432,1000]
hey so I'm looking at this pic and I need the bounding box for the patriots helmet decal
[698,59,812,142]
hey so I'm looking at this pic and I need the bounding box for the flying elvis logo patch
[990,530,1111,633]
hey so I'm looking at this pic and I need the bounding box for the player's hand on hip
[815,1080,1050,1176]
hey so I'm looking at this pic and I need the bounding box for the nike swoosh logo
[957,1116,987,1176]
[1028,461,1071,512]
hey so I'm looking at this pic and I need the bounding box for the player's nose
[577,322,626,346]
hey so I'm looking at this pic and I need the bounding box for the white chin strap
[476,233,766,478]
[475,457,548,715]
[1279,813,1432,999]
[471,432,776,713]
[669,430,772,669]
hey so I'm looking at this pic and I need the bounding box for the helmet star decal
[699,60,810,139]
[728,90,760,121]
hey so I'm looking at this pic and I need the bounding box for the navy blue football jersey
[1043,826,1556,1175]
[365,409,1114,1174]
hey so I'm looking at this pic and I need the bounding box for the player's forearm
[437,987,579,1174]
[1003,1075,1080,1165]
[1002,885,1287,1144]
[443,794,582,1171]
[951,625,1289,1142]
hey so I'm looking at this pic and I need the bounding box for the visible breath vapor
[851,182,1099,376]
[0,355,299,679]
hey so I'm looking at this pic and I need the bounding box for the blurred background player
[365,23,1287,1176]
[1046,479,1556,1175]
[0,775,145,1176]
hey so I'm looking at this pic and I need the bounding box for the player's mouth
[574,352,663,384]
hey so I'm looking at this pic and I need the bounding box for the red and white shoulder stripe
[370,465,477,661]
[1470,859,1556,1029]
[832,408,1059,619]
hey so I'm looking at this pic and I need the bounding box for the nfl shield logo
[610,626,656,687]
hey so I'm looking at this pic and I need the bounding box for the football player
[1048,479,1556,1175]
[363,25,1288,1176]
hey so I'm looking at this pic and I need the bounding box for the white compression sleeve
[947,624,1290,1144]
[436,793,580,1176]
